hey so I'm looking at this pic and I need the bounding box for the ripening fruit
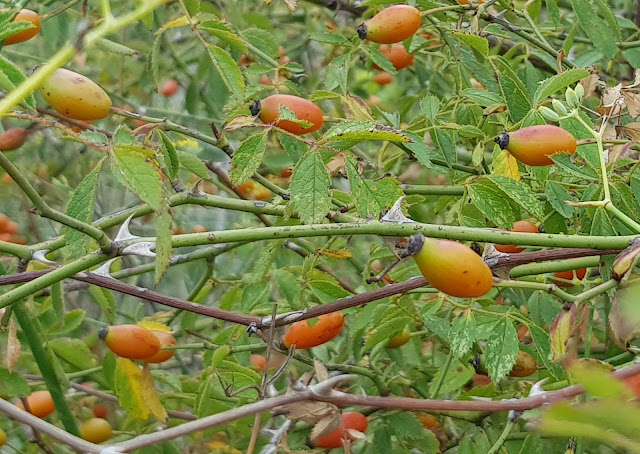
[495,220,539,254]
[553,268,587,287]
[374,72,394,85]
[192,224,207,233]
[252,94,324,135]
[409,234,493,298]
[0,428,6,446]
[470,373,492,387]
[160,79,179,97]
[16,390,55,418]
[624,374,640,399]
[456,0,485,4]
[249,353,288,371]
[4,9,41,45]
[282,312,345,349]
[92,403,108,419]
[99,324,161,359]
[0,128,28,151]
[496,125,577,166]
[311,412,368,449]
[508,351,537,377]
[142,330,177,364]
[357,5,421,44]
[387,328,410,348]
[418,414,448,450]
[79,418,112,444]
[375,43,414,69]
[40,68,112,121]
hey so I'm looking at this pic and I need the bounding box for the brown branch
[301,0,366,16]
[493,248,620,267]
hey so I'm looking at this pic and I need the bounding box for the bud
[612,239,640,281]
[538,106,560,122]
[550,303,576,363]
[565,87,579,109]
[574,83,585,104]
[552,99,568,115]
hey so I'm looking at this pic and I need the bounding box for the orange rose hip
[495,220,539,253]
[252,94,324,135]
[16,390,55,418]
[310,412,368,449]
[357,5,421,44]
[99,324,161,359]
[496,125,577,166]
[4,9,41,45]
[142,330,177,363]
[282,312,345,349]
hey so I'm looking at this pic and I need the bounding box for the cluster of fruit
[0,214,25,244]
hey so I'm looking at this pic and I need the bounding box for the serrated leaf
[545,180,575,218]
[229,131,268,185]
[364,316,412,351]
[430,128,457,166]
[242,28,279,60]
[529,324,564,379]
[290,149,331,224]
[324,53,350,92]
[450,310,476,359]
[570,0,618,58]
[80,130,109,146]
[199,20,246,53]
[454,31,489,55]
[309,31,353,47]
[493,148,520,180]
[147,32,162,90]
[401,132,431,168]
[0,21,34,42]
[115,358,150,420]
[49,338,97,370]
[499,72,532,122]
[0,368,30,398]
[178,151,210,180]
[322,122,410,144]
[420,96,440,120]
[110,141,165,212]
[140,365,168,422]
[462,88,503,107]
[278,132,308,162]
[207,44,246,104]
[485,318,519,382]
[156,130,180,180]
[363,46,396,75]
[0,54,36,110]
[487,175,545,220]
[467,179,516,228]
[64,159,104,259]
[309,279,351,303]
[550,154,600,180]
[532,68,590,106]
[87,285,116,323]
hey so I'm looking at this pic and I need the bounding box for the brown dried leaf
[610,277,640,347]
[599,84,623,116]
[345,428,367,441]
[618,122,640,140]
[281,400,339,425]
[623,92,640,118]
[310,413,342,440]
[7,318,20,372]
[580,71,600,99]
[608,142,637,166]
[341,94,374,122]
[326,153,346,176]
[283,0,297,12]
[314,359,329,383]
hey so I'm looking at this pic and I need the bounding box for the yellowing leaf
[550,304,576,363]
[319,249,353,259]
[141,364,168,422]
[115,358,149,420]
[493,149,520,181]
[7,318,20,372]
[157,16,190,33]
[137,320,171,333]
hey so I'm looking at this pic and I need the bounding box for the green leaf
[290,149,331,224]
[50,282,65,327]
[178,151,210,180]
[0,21,34,42]
[590,208,616,236]
[242,28,279,60]
[450,310,476,359]
[229,131,268,185]
[110,137,165,212]
[453,31,489,55]
[487,175,545,220]
[278,132,308,162]
[324,53,350,92]
[550,154,600,180]
[499,72,532,122]
[310,31,353,47]
[462,88,503,107]
[199,20,246,53]
[364,316,412,351]
[80,130,109,146]
[64,159,104,259]
[430,129,457,166]
[373,424,393,454]
[420,96,440,120]
[147,32,162,90]
[0,54,36,110]
[529,324,564,379]
[156,130,180,180]
[402,132,431,168]
[87,285,116,324]
[49,338,97,370]
[0,368,30,398]
[570,0,618,58]
[322,122,411,144]
[611,181,640,222]
[207,44,246,105]
[363,46,397,75]
[546,0,561,25]
[309,279,351,304]
[485,318,519,382]
[432,359,475,395]
[545,180,575,218]
[467,178,516,228]
[532,68,590,106]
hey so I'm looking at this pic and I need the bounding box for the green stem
[606,202,640,234]
[0,240,30,259]
[430,350,454,399]
[574,279,618,304]
[583,305,593,359]
[0,152,113,252]
[487,417,516,454]
[403,185,465,196]
[510,256,601,279]
[0,254,110,309]
[159,222,635,250]
[13,302,79,435]
[494,280,575,302]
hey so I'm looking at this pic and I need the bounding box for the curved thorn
[114,214,139,242]
[91,258,120,278]
[121,241,156,258]
[31,249,56,265]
